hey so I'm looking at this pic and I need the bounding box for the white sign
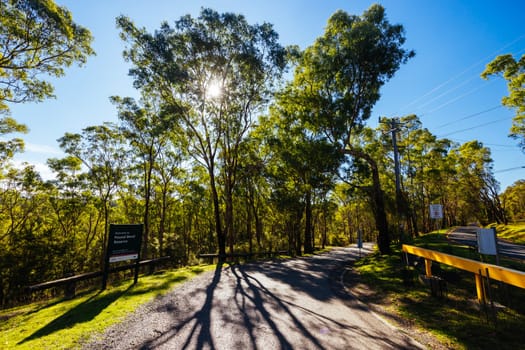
[109,253,139,263]
[477,228,498,255]
[429,204,443,219]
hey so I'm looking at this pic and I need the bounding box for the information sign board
[102,224,143,289]
[357,229,363,249]
[429,204,443,219]
[107,224,143,263]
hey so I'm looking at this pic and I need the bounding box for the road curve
[84,245,423,350]
[448,226,525,260]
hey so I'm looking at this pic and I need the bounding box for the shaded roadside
[83,246,425,349]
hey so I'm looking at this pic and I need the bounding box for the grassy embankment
[353,227,525,349]
[0,265,214,350]
[489,222,525,244]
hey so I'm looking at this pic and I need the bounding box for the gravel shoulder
[341,264,450,350]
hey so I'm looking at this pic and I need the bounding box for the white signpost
[476,228,497,255]
[476,228,499,265]
[429,204,443,231]
[429,204,443,219]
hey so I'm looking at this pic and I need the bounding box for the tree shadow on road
[137,263,223,350]
[239,248,364,302]
[134,248,421,349]
[230,263,326,349]
[225,248,419,349]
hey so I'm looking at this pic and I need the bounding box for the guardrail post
[475,273,485,302]
[425,258,432,277]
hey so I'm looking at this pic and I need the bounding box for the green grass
[0,265,213,350]
[354,232,525,349]
[489,223,525,244]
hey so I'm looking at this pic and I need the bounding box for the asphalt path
[448,226,525,260]
[84,245,423,349]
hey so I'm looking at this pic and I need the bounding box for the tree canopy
[273,4,414,254]
[482,53,525,150]
[117,8,287,258]
[0,0,94,113]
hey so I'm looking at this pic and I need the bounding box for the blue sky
[7,0,525,190]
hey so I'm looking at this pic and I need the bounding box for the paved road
[85,245,423,349]
[448,226,525,260]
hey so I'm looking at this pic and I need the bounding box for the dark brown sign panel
[107,224,143,263]
[102,224,143,289]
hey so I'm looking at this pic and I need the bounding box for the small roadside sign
[429,204,443,219]
[476,228,498,256]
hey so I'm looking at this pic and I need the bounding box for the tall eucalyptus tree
[111,96,176,258]
[117,8,286,258]
[58,123,127,264]
[273,5,414,253]
[482,54,525,150]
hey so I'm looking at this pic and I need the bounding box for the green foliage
[500,180,525,222]
[117,8,287,258]
[290,4,414,142]
[489,222,525,245]
[0,0,94,112]
[481,53,525,150]
[0,116,27,166]
[276,4,414,254]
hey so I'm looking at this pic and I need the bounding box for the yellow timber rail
[402,244,525,301]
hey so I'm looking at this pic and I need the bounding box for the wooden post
[425,258,432,277]
[102,250,110,290]
[475,273,485,302]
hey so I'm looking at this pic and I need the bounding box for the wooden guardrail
[402,245,525,301]
[27,256,170,296]
[198,251,289,263]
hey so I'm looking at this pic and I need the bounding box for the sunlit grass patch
[353,231,525,349]
[490,223,525,244]
[0,265,214,350]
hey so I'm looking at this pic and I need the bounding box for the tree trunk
[209,169,225,260]
[304,189,313,254]
[250,191,263,250]
[225,189,234,255]
[295,212,302,256]
[143,157,153,259]
[247,198,253,254]
[158,182,168,257]
[322,208,328,249]
[345,148,390,254]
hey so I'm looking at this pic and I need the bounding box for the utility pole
[380,117,402,200]
[380,117,404,232]
[389,117,402,201]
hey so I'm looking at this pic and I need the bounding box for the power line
[414,74,480,112]
[494,166,525,173]
[423,79,498,115]
[395,34,525,116]
[451,139,519,149]
[449,138,518,148]
[438,116,512,137]
[433,105,503,129]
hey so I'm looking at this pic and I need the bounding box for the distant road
[84,245,424,349]
[448,226,525,260]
